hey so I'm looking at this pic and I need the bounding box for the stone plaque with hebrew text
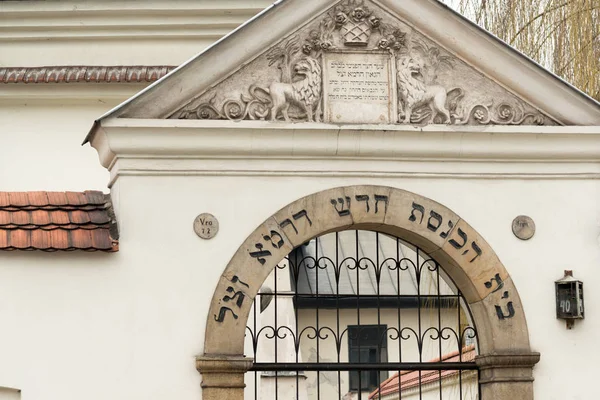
[323,51,396,123]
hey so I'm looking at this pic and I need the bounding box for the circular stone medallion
[194,213,219,240]
[512,215,535,241]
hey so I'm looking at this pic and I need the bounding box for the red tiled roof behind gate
[369,345,476,399]
[0,191,118,252]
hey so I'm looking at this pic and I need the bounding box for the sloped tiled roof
[0,191,118,252]
[369,345,476,399]
[0,66,175,84]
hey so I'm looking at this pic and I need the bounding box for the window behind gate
[244,230,480,400]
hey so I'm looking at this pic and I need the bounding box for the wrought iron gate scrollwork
[245,230,480,400]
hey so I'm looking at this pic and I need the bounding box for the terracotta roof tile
[65,191,86,206]
[46,192,68,206]
[0,230,8,248]
[11,211,31,225]
[0,193,10,207]
[0,66,175,84]
[50,229,69,250]
[369,345,477,399]
[11,230,31,249]
[28,191,49,206]
[9,192,29,207]
[0,191,118,252]
[31,230,51,250]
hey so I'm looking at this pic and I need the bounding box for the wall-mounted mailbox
[555,271,584,329]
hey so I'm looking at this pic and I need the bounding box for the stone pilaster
[196,355,253,400]
[475,352,541,400]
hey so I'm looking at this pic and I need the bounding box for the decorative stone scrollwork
[172,0,556,126]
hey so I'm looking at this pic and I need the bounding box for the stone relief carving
[172,0,556,126]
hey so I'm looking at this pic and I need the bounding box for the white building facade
[1,1,599,400]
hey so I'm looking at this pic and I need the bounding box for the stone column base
[475,352,541,400]
[196,354,254,400]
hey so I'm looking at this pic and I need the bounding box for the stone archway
[197,185,540,400]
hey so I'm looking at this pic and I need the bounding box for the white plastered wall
[1,170,597,399]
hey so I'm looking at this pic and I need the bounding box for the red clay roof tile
[65,192,86,206]
[0,230,7,248]
[369,345,477,399]
[50,229,69,250]
[31,230,51,250]
[11,230,31,249]
[46,192,68,206]
[0,193,10,208]
[69,210,90,224]
[9,193,29,207]
[0,191,117,252]
[11,211,31,225]
[70,230,92,249]
[31,210,51,226]
[48,210,70,225]
[28,192,49,207]
[0,66,175,84]
[83,191,106,205]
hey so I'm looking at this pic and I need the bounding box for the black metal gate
[245,230,479,400]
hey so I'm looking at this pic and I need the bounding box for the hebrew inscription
[324,52,395,123]
[484,273,516,320]
[213,189,513,328]
[331,194,389,216]
[214,275,250,323]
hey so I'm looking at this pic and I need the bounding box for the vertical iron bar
[376,232,382,400]
[417,248,423,400]
[458,291,463,400]
[274,259,279,400]
[436,262,443,400]
[336,232,342,400]
[294,252,300,400]
[253,292,258,400]
[356,230,362,399]
[316,237,321,400]
[397,237,403,400]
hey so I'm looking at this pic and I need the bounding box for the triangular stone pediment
[171,0,556,126]
[102,0,600,127]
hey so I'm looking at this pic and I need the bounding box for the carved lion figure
[268,57,322,122]
[397,56,451,124]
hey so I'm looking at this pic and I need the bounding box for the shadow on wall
[0,388,20,400]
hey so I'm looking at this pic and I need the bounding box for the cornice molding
[0,84,145,104]
[0,0,270,41]
[90,119,600,186]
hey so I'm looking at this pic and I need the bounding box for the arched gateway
[198,185,539,400]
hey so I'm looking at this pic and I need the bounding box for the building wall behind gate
[1,172,596,400]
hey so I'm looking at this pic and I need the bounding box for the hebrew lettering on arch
[223,286,246,308]
[279,209,313,236]
[230,275,249,288]
[374,195,389,213]
[263,230,285,249]
[427,211,443,232]
[249,243,272,265]
[484,273,504,293]
[449,228,468,249]
[439,220,455,239]
[214,307,239,323]
[408,202,425,224]
[469,241,483,262]
[331,197,351,217]
[355,195,370,212]
[495,302,515,320]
